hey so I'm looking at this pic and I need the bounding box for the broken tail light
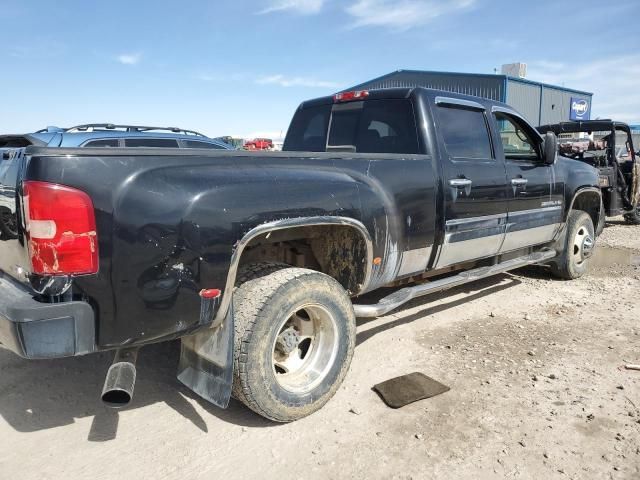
[23,181,99,276]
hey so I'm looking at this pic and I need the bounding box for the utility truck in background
[538,120,640,225]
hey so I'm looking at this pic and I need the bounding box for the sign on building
[570,97,591,121]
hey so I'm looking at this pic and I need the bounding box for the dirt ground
[1,219,639,480]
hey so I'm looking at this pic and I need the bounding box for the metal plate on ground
[373,372,450,409]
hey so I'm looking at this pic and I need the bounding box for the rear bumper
[0,272,96,359]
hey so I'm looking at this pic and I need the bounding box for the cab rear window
[284,99,421,154]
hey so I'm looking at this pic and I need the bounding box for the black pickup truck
[0,88,602,422]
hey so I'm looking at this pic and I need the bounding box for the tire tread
[231,263,355,422]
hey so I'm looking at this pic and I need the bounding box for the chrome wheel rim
[271,304,339,394]
[572,226,594,265]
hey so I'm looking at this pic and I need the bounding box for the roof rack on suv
[62,124,208,137]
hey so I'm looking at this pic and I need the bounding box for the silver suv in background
[0,124,234,150]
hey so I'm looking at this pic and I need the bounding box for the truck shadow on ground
[0,341,274,441]
[355,272,524,346]
[604,219,632,227]
[0,266,550,441]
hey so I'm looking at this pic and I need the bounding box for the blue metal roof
[347,69,593,97]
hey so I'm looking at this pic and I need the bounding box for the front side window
[125,138,179,148]
[437,106,493,160]
[494,112,539,161]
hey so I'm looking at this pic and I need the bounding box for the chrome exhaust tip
[101,348,139,408]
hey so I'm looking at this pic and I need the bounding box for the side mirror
[543,132,557,165]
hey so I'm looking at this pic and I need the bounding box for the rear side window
[125,138,179,148]
[437,106,493,160]
[83,139,120,147]
[284,99,421,154]
[182,140,225,149]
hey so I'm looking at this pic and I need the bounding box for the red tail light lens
[23,181,99,276]
[334,90,369,103]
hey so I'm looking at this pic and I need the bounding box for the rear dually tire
[232,263,356,422]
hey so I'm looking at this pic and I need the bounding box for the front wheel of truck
[232,264,356,422]
[550,210,595,280]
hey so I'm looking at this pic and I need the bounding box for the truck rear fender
[178,216,374,410]
[211,216,374,328]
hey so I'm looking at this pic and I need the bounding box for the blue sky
[1,0,639,139]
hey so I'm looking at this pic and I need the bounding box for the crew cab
[0,88,602,422]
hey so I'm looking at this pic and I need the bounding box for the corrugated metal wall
[351,72,505,102]
[349,71,593,127]
[541,88,587,125]
[505,80,593,126]
[506,81,541,125]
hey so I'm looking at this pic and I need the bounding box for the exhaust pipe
[101,348,139,408]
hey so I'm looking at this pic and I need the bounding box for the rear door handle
[449,178,473,188]
[511,178,528,186]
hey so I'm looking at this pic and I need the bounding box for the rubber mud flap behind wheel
[177,304,235,409]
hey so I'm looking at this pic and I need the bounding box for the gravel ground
[0,219,639,480]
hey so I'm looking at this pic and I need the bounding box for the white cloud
[256,74,340,89]
[116,53,142,65]
[260,0,324,15]
[527,56,640,123]
[345,0,476,30]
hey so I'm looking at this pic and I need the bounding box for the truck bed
[0,146,437,350]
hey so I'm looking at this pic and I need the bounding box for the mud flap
[177,303,234,409]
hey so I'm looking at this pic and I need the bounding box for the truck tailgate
[0,148,29,284]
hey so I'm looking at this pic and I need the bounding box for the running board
[353,249,557,318]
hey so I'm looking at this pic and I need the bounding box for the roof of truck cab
[298,87,512,111]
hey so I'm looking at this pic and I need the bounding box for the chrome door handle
[449,178,473,188]
[511,178,528,186]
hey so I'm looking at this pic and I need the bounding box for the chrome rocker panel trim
[353,248,557,318]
